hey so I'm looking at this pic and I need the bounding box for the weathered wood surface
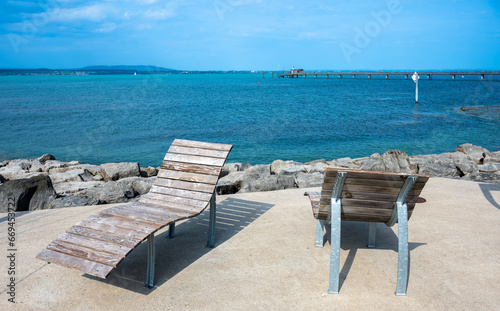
[37,139,232,279]
[36,249,114,278]
[304,191,320,218]
[313,169,429,222]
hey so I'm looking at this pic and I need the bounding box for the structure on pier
[277,70,500,81]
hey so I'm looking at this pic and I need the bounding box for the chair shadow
[83,197,274,294]
[321,221,426,291]
[479,182,500,210]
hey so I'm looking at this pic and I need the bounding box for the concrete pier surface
[1,177,499,310]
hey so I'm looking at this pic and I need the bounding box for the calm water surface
[1,73,499,166]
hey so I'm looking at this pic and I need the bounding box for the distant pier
[276,70,500,81]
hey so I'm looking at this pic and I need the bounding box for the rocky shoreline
[1,143,499,213]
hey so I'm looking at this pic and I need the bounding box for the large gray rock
[53,181,105,195]
[410,154,459,177]
[222,162,252,173]
[37,154,55,163]
[484,151,500,164]
[118,176,155,195]
[295,172,324,188]
[216,171,260,195]
[456,144,488,164]
[100,162,140,182]
[462,171,500,183]
[270,160,305,175]
[75,182,135,204]
[360,150,412,173]
[47,195,101,209]
[49,169,93,184]
[245,164,271,176]
[239,175,296,193]
[0,174,57,212]
[304,159,330,174]
[38,160,69,172]
[477,163,499,173]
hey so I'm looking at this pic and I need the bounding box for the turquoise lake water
[1,73,499,167]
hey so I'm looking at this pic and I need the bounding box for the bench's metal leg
[395,201,409,296]
[144,233,155,289]
[368,222,376,248]
[328,198,342,294]
[166,223,175,239]
[328,171,346,294]
[206,192,216,248]
[315,219,326,247]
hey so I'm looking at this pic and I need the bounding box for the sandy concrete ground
[0,177,499,310]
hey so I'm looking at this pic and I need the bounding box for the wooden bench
[36,139,232,288]
[304,168,429,295]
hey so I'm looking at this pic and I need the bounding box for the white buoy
[412,72,420,103]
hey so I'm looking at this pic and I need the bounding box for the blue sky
[1,0,499,70]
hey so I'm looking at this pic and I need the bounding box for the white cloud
[41,4,114,22]
[143,8,175,20]
[95,22,117,33]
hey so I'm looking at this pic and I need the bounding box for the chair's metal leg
[315,219,326,247]
[368,222,376,248]
[166,223,175,239]
[328,198,342,294]
[395,201,409,296]
[206,192,216,248]
[144,233,155,289]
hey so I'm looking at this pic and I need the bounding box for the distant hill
[82,65,180,72]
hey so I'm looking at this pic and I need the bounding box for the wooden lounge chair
[36,139,232,288]
[304,168,429,295]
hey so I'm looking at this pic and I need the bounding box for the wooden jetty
[277,70,500,81]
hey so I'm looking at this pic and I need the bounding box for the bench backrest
[140,139,232,216]
[319,168,429,222]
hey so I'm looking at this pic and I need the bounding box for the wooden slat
[141,192,208,209]
[75,219,151,241]
[67,226,142,248]
[140,193,208,211]
[124,202,196,219]
[321,183,421,197]
[158,169,219,184]
[55,233,132,257]
[323,176,427,190]
[319,193,420,205]
[154,177,215,193]
[103,206,174,225]
[161,160,222,176]
[149,185,213,201]
[47,240,122,267]
[96,211,164,229]
[36,249,114,279]
[163,153,226,167]
[84,215,157,234]
[324,168,429,181]
[168,145,230,159]
[304,191,321,219]
[172,139,232,151]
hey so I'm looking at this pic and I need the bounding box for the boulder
[39,160,69,172]
[333,157,359,169]
[456,144,487,164]
[146,166,158,177]
[304,159,330,174]
[410,154,459,177]
[47,195,101,209]
[37,154,55,163]
[361,150,412,173]
[295,172,324,188]
[484,151,500,164]
[0,174,57,212]
[462,171,500,183]
[49,169,94,184]
[223,163,243,173]
[270,160,305,175]
[477,163,499,173]
[118,176,155,195]
[216,171,260,195]
[53,181,104,195]
[75,182,135,204]
[239,174,296,193]
[245,164,271,176]
[100,162,140,182]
